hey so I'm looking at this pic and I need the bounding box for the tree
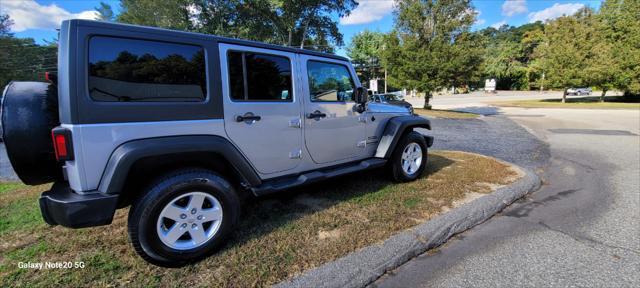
[116,0,357,53]
[0,14,57,88]
[475,22,544,90]
[1,13,14,36]
[533,11,591,103]
[96,2,115,22]
[118,0,195,31]
[381,0,478,109]
[579,8,616,102]
[233,0,357,52]
[346,30,384,87]
[598,0,640,98]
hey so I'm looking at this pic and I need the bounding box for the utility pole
[384,69,388,93]
[540,72,545,92]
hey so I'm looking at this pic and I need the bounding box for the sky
[1,0,604,57]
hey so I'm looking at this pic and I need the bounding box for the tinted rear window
[88,36,206,102]
[228,51,293,101]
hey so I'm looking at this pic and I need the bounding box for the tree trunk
[287,30,293,47]
[562,88,567,103]
[423,91,432,110]
[299,19,311,49]
[600,89,607,102]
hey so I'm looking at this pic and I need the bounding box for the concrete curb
[275,166,541,288]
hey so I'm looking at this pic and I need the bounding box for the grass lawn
[492,95,640,109]
[413,108,479,119]
[0,182,24,194]
[0,151,519,287]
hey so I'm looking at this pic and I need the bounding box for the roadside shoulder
[275,163,541,288]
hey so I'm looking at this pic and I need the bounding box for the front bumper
[39,181,119,228]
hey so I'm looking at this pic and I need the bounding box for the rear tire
[128,169,240,267]
[389,131,428,182]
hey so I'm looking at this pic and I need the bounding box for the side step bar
[252,158,387,196]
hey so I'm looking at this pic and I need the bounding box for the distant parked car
[370,93,414,113]
[567,88,592,96]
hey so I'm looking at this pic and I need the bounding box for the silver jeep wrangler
[0,20,433,266]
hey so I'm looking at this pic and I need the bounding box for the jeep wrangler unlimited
[0,20,432,267]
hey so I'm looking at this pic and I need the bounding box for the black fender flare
[97,135,261,194]
[375,115,432,159]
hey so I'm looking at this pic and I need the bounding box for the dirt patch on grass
[414,109,480,119]
[0,151,519,287]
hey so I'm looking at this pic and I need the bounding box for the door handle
[236,113,261,122]
[306,110,327,119]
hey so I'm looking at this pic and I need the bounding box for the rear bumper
[39,181,118,228]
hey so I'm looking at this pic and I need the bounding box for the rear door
[219,44,303,175]
[300,55,366,164]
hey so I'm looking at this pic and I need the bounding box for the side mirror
[355,87,368,104]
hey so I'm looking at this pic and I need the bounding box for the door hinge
[289,149,302,159]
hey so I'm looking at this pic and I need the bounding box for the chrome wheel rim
[401,142,423,175]
[156,192,223,250]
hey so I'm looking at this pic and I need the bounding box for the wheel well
[115,152,250,208]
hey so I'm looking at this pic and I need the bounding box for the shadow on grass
[218,154,455,255]
[540,95,640,103]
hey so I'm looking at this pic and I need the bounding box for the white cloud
[528,3,585,23]
[474,10,485,25]
[340,0,394,25]
[502,0,528,17]
[0,0,98,32]
[491,20,507,29]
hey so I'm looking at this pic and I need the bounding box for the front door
[301,55,366,164]
[220,44,302,175]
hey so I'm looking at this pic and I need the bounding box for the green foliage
[0,14,57,89]
[598,0,640,97]
[1,13,14,36]
[381,0,480,108]
[534,14,590,94]
[346,30,385,84]
[117,0,357,53]
[118,0,194,30]
[95,2,115,22]
[475,22,544,90]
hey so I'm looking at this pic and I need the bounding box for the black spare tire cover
[1,81,61,185]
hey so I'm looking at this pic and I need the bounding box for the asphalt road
[374,107,640,287]
[0,143,18,181]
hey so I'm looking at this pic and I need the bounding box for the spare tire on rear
[1,81,62,185]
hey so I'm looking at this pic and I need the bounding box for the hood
[367,102,412,114]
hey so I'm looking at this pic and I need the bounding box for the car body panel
[49,19,427,198]
[218,44,304,175]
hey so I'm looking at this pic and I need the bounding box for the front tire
[390,131,428,182]
[128,169,240,267]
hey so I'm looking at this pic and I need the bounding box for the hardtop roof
[69,19,350,62]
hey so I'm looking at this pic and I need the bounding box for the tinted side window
[88,36,206,102]
[228,51,293,101]
[307,61,355,102]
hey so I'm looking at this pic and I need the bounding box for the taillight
[51,127,73,161]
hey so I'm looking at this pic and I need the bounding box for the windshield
[385,94,401,101]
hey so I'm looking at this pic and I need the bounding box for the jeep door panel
[301,56,366,164]
[219,44,303,175]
